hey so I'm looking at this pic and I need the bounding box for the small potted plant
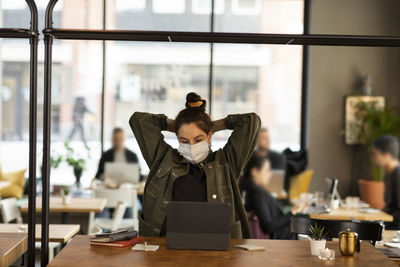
[309,222,329,256]
[60,187,71,205]
[64,141,89,189]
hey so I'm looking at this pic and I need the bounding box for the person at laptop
[130,92,260,238]
[255,128,286,170]
[95,127,139,180]
[240,154,304,239]
[371,135,400,229]
[94,128,139,219]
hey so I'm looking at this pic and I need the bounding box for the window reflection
[0,0,304,186]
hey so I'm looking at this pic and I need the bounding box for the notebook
[90,236,144,248]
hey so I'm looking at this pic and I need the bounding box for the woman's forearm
[212,118,227,133]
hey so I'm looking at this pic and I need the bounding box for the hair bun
[185,92,206,112]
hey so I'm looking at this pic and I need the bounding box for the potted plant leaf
[354,102,400,208]
[40,152,62,178]
[64,141,89,189]
[309,222,329,256]
[60,186,72,205]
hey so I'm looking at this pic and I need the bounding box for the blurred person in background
[371,135,400,229]
[95,127,139,180]
[240,154,304,239]
[68,97,94,147]
[255,128,286,170]
[94,128,139,219]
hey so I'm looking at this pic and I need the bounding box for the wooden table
[48,236,396,267]
[377,230,400,264]
[309,207,393,222]
[383,230,397,243]
[0,233,27,267]
[20,197,106,234]
[0,224,80,243]
[20,197,106,213]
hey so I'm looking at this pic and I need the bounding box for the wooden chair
[0,198,61,261]
[93,188,138,231]
[0,198,22,224]
[94,201,132,231]
[291,216,383,245]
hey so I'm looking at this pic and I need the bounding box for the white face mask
[178,140,210,164]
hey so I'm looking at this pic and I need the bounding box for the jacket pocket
[138,212,150,236]
[138,212,161,236]
[230,220,243,239]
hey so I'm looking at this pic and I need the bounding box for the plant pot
[62,195,72,205]
[358,179,385,209]
[310,239,326,256]
[73,168,83,187]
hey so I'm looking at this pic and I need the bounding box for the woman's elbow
[252,113,261,130]
[129,112,143,131]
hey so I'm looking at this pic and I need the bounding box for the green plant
[50,154,62,169]
[309,222,329,240]
[355,102,400,146]
[63,187,70,195]
[354,102,400,181]
[64,141,88,171]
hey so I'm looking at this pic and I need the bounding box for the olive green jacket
[129,112,261,239]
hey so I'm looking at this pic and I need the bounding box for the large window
[0,0,304,186]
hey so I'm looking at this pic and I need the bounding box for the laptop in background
[166,202,231,251]
[265,170,285,195]
[104,162,140,185]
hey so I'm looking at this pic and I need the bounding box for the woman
[240,154,303,239]
[130,92,260,238]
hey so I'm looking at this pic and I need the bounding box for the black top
[95,148,139,179]
[172,164,207,202]
[267,150,286,170]
[384,165,400,227]
[245,181,294,239]
[160,163,207,236]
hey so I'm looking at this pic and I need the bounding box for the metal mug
[339,229,360,256]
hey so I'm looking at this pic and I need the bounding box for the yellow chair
[0,164,26,199]
[288,169,314,201]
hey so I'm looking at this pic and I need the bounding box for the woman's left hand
[211,118,227,133]
[167,119,175,132]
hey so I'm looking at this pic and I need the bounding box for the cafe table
[20,197,106,234]
[48,236,396,267]
[0,224,80,243]
[309,207,393,222]
[0,233,27,267]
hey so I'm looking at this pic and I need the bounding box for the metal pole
[25,0,38,266]
[42,1,59,265]
[42,29,400,46]
[300,0,311,150]
[208,0,215,115]
[100,0,106,153]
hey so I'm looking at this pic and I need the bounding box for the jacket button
[212,194,217,200]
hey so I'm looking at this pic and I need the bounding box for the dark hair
[239,154,269,192]
[373,135,399,159]
[175,92,212,134]
[112,127,124,135]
